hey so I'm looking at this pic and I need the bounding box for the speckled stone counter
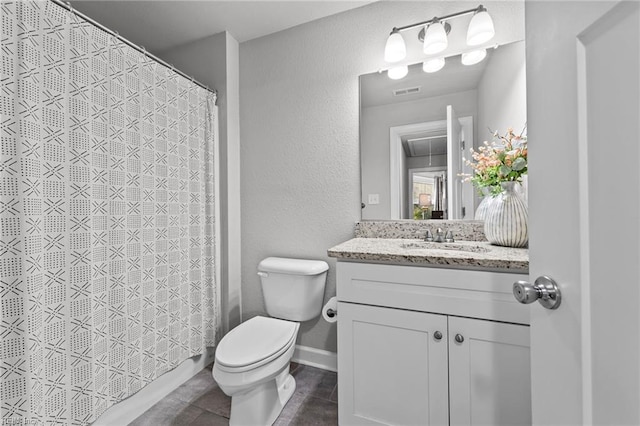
[355,220,487,241]
[328,238,528,272]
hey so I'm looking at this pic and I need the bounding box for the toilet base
[229,367,296,426]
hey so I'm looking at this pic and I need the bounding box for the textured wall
[240,2,416,352]
[239,1,523,353]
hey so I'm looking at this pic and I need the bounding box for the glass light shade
[423,22,448,55]
[384,30,406,63]
[461,49,487,66]
[466,9,495,46]
[388,65,408,80]
[423,57,445,73]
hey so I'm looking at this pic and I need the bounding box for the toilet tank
[258,257,329,322]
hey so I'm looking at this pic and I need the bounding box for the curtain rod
[49,0,217,101]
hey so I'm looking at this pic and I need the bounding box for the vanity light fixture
[383,4,495,78]
[384,28,407,63]
[466,6,495,46]
[461,48,487,65]
[423,20,448,55]
[388,65,409,80]
[423,57,446,73]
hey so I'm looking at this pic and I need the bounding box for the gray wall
[477,40,527,143]
[161,32,243,333]
[239,0,523,353]
[239,2,448,352]
[160,1,525,355]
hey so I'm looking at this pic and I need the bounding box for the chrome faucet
[434,228,445,243]
[424,229,434,242]
[445,230,455,243]
[425,228,454,243]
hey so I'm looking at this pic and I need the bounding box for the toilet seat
[215,316,298,373]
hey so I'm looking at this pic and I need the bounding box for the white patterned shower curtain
[0,1,219,424]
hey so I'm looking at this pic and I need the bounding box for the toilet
[212,257,329,426]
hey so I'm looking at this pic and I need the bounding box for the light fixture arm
[383,4,493,78]
[393,5,484,33]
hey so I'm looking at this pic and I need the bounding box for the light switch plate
[368,194,380,205]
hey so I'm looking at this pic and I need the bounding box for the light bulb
[423,57,445,73]
[461,49,487,66]
[423,21,448,55]
[384,29,406,63]
[467,8,495,46]
[388,65,408,80]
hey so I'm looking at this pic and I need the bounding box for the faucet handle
[425,229,434,242]
[445,230,455,242]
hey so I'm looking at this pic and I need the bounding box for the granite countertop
[327,238,529,272]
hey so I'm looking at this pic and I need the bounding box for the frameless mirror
[360,39,527,220]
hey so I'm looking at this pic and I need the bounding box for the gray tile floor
[129,363,338,426]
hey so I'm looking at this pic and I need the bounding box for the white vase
[474,188,493,220]
[484,181,528,248]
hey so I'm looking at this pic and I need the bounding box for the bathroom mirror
[360,40,527,220]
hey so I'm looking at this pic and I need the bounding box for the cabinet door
[449,316,531,426]
[337,302,448,425]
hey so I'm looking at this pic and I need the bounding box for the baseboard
[291,344,337,372]
[93,348,216,426]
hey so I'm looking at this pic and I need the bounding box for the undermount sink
[400,241,491,254]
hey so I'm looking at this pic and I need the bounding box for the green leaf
[512,157,526,171]
[499,165,511,176]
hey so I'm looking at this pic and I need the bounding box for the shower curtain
[0,1,219,424]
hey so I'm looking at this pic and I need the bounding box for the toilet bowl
[213,316,300,425]
[212,257,329,426]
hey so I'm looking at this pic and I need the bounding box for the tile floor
[129,363,338,426]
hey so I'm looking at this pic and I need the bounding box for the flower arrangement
[462,126,527,195]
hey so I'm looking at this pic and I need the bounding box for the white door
[527,1,639,424]
[446,105,462,219]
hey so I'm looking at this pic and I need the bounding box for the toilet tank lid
[258,257,329,275]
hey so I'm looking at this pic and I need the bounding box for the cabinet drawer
[336,262,530,325]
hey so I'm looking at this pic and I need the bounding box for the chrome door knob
[513,281,540,304]
[513,275,561,310]
[434,331,443,341]
[454,334,464,343]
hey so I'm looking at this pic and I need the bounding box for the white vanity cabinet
[339,303,450,425]
[336,262,531,426]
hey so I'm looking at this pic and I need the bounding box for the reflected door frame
[458,116,474,219]
[390,121,446,219]
[390,117,473,220]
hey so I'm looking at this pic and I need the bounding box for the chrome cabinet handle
[513,275,561,310]
[454,334,464,343]
[434,331,443,341]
